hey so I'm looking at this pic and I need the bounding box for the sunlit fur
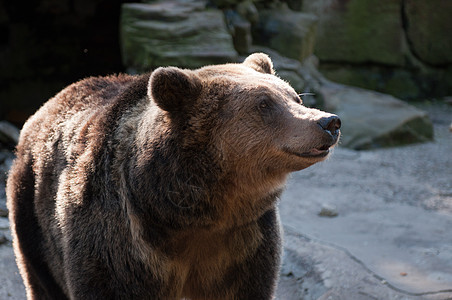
[7,53,339,299]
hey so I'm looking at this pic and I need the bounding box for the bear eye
[295,96,302,104]
[258,99,272,110]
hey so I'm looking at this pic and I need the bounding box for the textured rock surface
[235,0,259,23]
[253,5,318,62]
[0,121,20,149]
[303,0,406,66]
[319,83,433,149]
[248,47,309,94]
[0,218,25,300]
[302,0,452,99]
[0,121,17,218]
[224,10,252,55]
[320,64,422,100]
[120,1,238,71]
[404,0,452,66]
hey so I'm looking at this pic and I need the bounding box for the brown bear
[7,53,340,299]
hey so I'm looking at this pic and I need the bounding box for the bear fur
[7,53,340,299]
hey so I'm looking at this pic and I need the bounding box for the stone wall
[120,0,452,100]
[302,0,452,100]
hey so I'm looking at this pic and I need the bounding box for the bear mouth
[283,145,332,158]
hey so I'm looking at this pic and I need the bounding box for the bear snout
[317,115,341,137]
[316,115,341,146]
[311,115,341,155]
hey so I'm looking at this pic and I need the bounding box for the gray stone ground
[277,102,452,299]
[0,102,451,299]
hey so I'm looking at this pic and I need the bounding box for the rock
[284,0,304,11]
[0,234,7,245]
[0,218,8,230]
[319,64,422,100]
[120,1,238,72]
[224,10,252,55]
[318,204,338,217]
[208,0,242,8]
[0,184,7,218]
[404,0,452,66]
[278,246,328,299]
[0,121,20,149]
[303,0,407,66]
[319,82,433,149]
[0,150,13,219]
[0,243,27,299]
[253,4,318,62]
[277,227,430,299]
[0,150,15,183]
[302,0,452,99]
[277,70,306,95]
[236,0,259,24]
[248,46,320,99]
[320,61,452,101]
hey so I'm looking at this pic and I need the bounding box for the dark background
[0,0,133,126]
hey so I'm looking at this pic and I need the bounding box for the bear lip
[283,146,331,158]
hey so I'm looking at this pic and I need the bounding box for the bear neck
[116,107,288,232]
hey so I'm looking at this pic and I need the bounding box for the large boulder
[320,62,452,100]
[300,54,434,149]
[301,0,452,99]
[252,5,318,62]
[303,0,407,66]
[404,0,452,66]
[319,64,422,100]
[224,10,252,55]
[318,82,433,149]
[120,1,238,71]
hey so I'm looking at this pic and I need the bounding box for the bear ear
[243,53,275,75]
[148,67,202,113]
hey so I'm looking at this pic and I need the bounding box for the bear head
[148,53,340,178]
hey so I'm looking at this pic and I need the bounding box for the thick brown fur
[7,53,340,299]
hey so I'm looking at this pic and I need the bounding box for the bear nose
[317,115,341,134]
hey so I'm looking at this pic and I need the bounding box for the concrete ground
[277,102,452,299]
[0,102,451,299]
